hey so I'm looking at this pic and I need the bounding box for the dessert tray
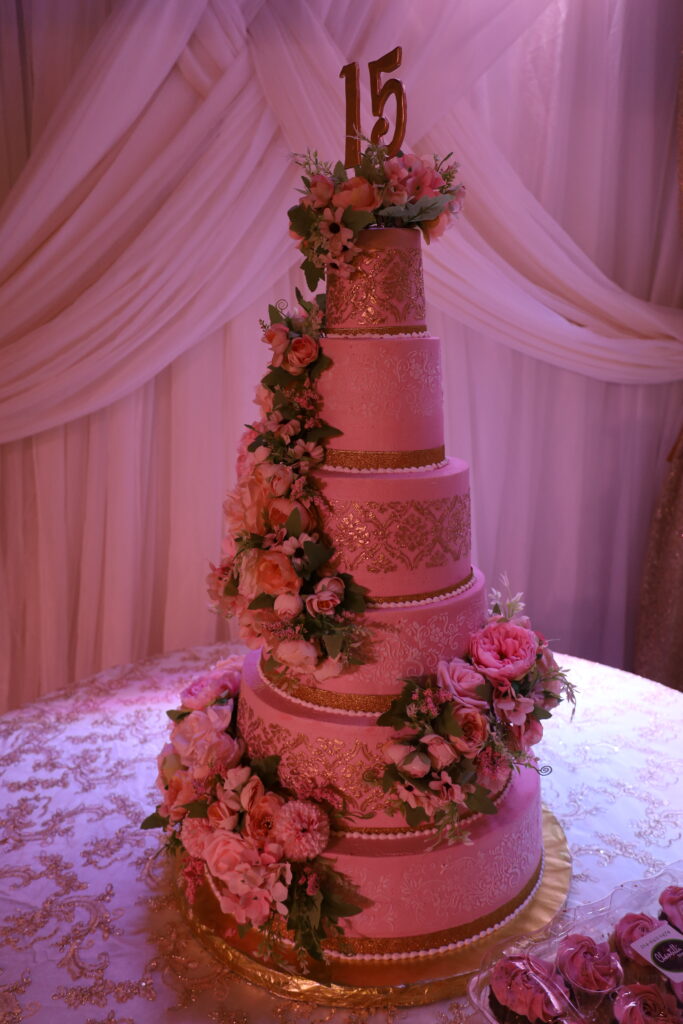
[468,861,683,1024]
[179,808,571,1008]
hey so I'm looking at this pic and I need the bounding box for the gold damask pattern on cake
[237,700,386,816]
[326,247,425,333]
[327,494,470,574]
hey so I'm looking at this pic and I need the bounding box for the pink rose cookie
[489,955,572,1024]
[613,983,682,1024]
[660,887,683,934]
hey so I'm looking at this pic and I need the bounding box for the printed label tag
[631,923,683,982]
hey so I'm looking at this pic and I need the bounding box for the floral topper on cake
[370,579,576,841]
[288,141,465,290]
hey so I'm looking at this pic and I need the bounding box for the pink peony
[160,768,196,823]
[470,620,539,684]
[272,800,330,861]
[276,638,319,671]
[659,886,683,933]
[490,955,570,1023]
[170,704,234,764]
[449,707,489,758]
[437,657,489,710]
[180,659,243,710]
[332,175,380,212]
[613,984,681,1024]
[614,914,661,966]
[239,549,301,600]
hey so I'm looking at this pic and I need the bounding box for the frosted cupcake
[612,914,660,984]
[489,955,574,1024]
[556,933,623,1021]
[659,887,683,934]
[613,983,683,1024]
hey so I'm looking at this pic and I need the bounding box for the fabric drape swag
[1,0,681,711]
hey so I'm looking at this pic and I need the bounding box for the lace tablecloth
[1,647,682,1024]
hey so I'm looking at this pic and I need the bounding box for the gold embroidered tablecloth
[1,646,682,1024]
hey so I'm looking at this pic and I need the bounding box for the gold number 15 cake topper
[339,46,407,167]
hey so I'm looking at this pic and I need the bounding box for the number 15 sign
[340,46,407,167]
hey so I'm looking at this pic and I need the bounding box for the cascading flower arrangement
[142,655,367,963]
[288,141,465,290]
[206,290,369,681]
[371,580,575,840]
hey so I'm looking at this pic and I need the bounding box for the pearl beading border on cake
[257,657,379,718]
[371,570,477,609]
[324,458,448,475]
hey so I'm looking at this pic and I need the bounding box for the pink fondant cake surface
[319,459,472,599]
[328,767,543,948]
[317,334,443,458]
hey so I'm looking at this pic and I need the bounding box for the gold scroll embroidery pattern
[327,246,425,329]
[326,494,470,574]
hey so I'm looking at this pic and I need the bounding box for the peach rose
[449,707,489,758]
[170,704,234,765]
[305,173,334,208]
[243,792,286,846]
[332,175,380,212]
[421,209,451,244]
[239,549,301,600]
[273,593,304,620]
[267,498,312,533]
[263,322,290,364]
[285,334,319,374]
[160,768,196,823]
[305,576,344,615]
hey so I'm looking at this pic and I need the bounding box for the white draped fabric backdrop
[0,0,681,713]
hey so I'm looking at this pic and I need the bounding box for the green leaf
[141,811,168,830]
[307,352,333,381]
[267,303,285,324]
[474,680,493,703]
[437,702,462,737]
[262,366,299,390]
[405,804,430,828]
[466,787,499,816]
[303,258,324,292]
[315,292,326,314]
[285,507,303,537]
[184,800,209,819]
[341,208,375,233]
[166,708,190,722]
[248,593,276,610]
[288,203,316,237]
[333,161,348,182]
[222,576,238,596]
[532,705,552,721]
[305,423,343,443]
[303,540,333,573]
[250,754,281,789]
[323,631,344,659]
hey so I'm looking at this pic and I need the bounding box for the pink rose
[332,175,380,212]
[285,334,319,374]
[659,886,683,933]
[614,984,681,1024]
[273,593,304,620]
[276,638,319,670]
[399,749,432,779]
[171,704,234,764]
[263,322,290,364]
[421,733,458,770]
[180,660,242,710]
[305,576,344,615]
[449,707,489,757]
[614,914,660,965]
[437,658,489,710]
[490,955,570,1023]
[510,716,544,750]
[556,934,623,992]
[470,621,539,684]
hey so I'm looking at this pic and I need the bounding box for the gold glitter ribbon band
[324,856,543,956]
[261,659,392,713]
[325,446,445,471]
[325,324,427,336]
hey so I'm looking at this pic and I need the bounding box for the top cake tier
[326,227,426,335]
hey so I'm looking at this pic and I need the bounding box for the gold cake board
[179,808,571,1009]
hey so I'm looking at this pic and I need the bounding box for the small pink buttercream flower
[272,800,330,861]
[659,885,683,932]
[490,955,570,1023]
[613,984,681,1024]
[614,914,660,965]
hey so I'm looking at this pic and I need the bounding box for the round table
[1,647,682,1023]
